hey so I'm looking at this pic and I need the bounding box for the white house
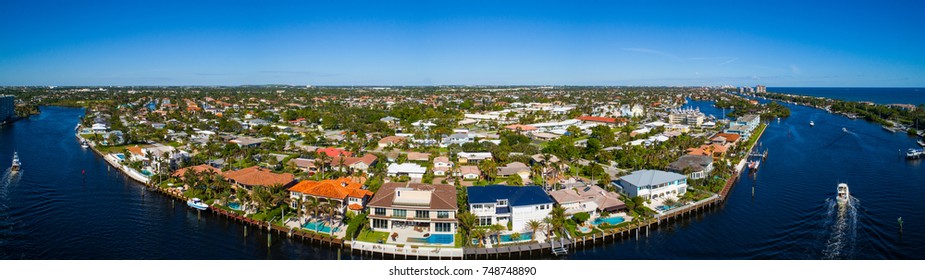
[616,170,688,200]
[387,163,427,178]
[467,185,553,232]
[433,156,452,176]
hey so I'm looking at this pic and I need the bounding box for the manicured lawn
[565,219,601,237]
[356,229,389,243]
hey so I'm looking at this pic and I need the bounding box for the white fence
[351,240,464,258]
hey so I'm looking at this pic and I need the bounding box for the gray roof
[738,114,759,123]
[667,155,712,173]
[619,170,686,187]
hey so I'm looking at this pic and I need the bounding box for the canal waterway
[1,104,923,259]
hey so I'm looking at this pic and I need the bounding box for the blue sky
[1,1,924,86]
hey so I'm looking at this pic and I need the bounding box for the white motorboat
[809,121,814,127]
[836,183,850,207]
[11,152,21,172]
[187,198,209,210]
[842,127,848,133]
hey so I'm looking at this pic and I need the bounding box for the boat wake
[821,196,859,259]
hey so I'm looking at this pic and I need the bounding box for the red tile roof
[172,164,221,177]
[288,177,372,200]
[223,166,295,187]
[316,147,352,158]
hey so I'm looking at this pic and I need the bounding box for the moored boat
[809,121,814,127]
[187,198,209,210]
[748,160,760,171]
[836,183,849,207]
[906,148,924,159]
[918,139,925,147]
[11,152,21,172]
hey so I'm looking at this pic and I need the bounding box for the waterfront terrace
[367,182,458,245]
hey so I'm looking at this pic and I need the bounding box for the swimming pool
[303,221,336,233]
[408,234,454,244]
[115,154,126,160]
[592,216,625,226]
[140,169,153,176]
[499,232,533,243]
[227,202,241,211]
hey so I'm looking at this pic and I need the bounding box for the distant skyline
[2,1,924,87]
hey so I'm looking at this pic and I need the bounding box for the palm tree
[306,196,320,222]
[526,220,543,241]
[472,228,488,248]
[489,224,505,246]
[457,212,477,246]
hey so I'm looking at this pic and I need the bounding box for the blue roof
[467,185,553,206]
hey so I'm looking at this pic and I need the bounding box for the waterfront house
[724,114,760,138]
[615,170,688,200]
[223,166,296,190]
[288,177,372,215]
[367,182,458,243]
[172,164,221,178]
[467,185,553,232]
[687,143,728,160]
[667,154,714,179]
[386,163,427,178]
[457,152,492,164]
[549,184,626,217]
[710,133,741,147]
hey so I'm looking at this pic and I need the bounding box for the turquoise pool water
[227,202,241,211]
[592,216,625,226]
[303,221,336,233]
[407,234,454,244]
[141,169,153,176]
[116,154,125,160]
[499,232,533,243]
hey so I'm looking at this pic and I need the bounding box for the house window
[478,216,493,226]
[437,211,450,219]
[392,209,407,218]
[434,223,451,232]
[374,208,386,216]
[497,199,507,206]
[372,219,388,229]
[472,204,482,209]
[415,210,430,219]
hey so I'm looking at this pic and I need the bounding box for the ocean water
[768,87,925,105]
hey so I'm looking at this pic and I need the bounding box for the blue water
[408,234,454,244]
[685,98,734,120]
[227,202,241,211]
[592,216,625,226]
[500,232,533,243]
[140,169,153,176]
[768,87,925,105]
[115,154,125,160]
[303,221,334,233]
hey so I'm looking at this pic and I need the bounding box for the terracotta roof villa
[288,177,372,214]
[172,164,221,177]
[366,183,458,244]
[223,166,296,189]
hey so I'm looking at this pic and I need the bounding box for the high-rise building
[756,85,766,93]
[0,95,15,122]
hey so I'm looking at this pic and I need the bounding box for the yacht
[842,127,848,133]
[80,140,89,149]
[836,183,850,207]
[918,139,925,147]
[906,148,924,159]
[809,121,814,127]
[187,198,209,210]
[11,152,21,172]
